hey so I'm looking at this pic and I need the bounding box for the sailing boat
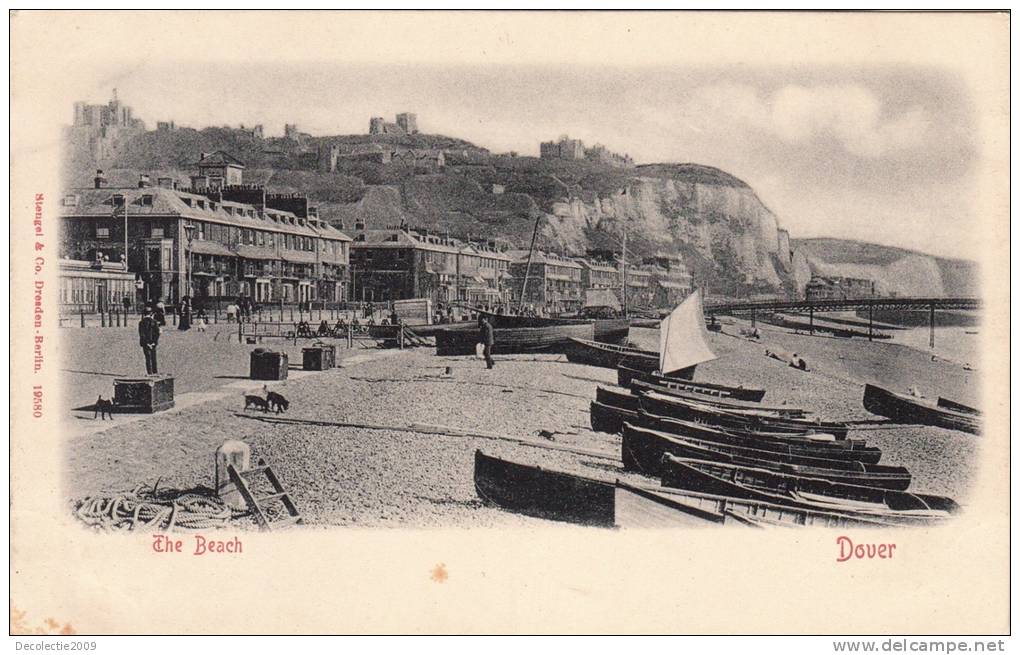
[659,289,718,379]
[565,289,718,378]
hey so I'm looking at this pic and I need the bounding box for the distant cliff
[791,238,979,297]
[64,126,971,299]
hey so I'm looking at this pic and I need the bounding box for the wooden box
[302,344,336,371]
[250,349,288,380]
[113,376,175,413]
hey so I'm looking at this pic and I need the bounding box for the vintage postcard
[9,10,1010,635]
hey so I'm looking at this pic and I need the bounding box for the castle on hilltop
[67,89,146,161]
[369,113,419,136]
[540,135,634,168]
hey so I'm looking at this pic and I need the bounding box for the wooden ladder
[401,327,429,347]
[227,458,303,531]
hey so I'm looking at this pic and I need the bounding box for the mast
[518,212,542,313]
[621,220,628,318]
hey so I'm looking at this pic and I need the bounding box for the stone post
[215,440,251,510]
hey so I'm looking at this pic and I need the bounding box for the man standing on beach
[479,316,495,369]
[138,307,161,375]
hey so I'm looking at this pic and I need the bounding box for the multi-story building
[644,252,694,307]
[349,224,511,305]
[507,251,584,314]
[576,258,620,291]
[621,265,653,308]
[59,156,351,313]
[805,276,877,301]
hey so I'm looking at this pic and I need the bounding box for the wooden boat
[474,450,891,528]
[477,310,629,345]
[630,380,800,416]
[660,457,946,526]
[640,391,850,439]
[435,323,594,356]
[862,384,980,435]
[617,364,765,402]
[591,391,860,444]
[590,402,882,462]
[473,449,616,527]
[591,318,631,344]
[623,483,899,528]
[621,424,911,489]
[662,457,958,515]
[564,338,659,370]
[937,397,980,416]
[633,410,881,462]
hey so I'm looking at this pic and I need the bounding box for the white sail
[659,289,718,374]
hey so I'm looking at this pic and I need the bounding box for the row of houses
[58,151,694,315]
[348,225,694,313]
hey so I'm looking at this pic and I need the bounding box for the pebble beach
[63,319,983,529]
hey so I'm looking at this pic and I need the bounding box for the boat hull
[660,456,947,525]
[617,364,764,402]
[473,450,616,527]
[435,324,595,356]
[863,384,980,435]
[621,424,910,489]
[641,391,850,439]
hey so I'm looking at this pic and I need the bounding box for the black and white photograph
[9,9,1010,637]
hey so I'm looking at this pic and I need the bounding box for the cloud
[685,83,932,158]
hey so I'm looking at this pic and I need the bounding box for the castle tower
[396,112,418,135]
[369,117,386,135]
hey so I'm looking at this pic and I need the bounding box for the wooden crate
[302,345,336,371]
[250,350,289,380]
[113,376,175,413]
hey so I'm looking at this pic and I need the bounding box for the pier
[705,297,981,347]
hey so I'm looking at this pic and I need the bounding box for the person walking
[178,296,192,330]
[138,307,160,375]
[154,299,167,326]
[479,316,495,370]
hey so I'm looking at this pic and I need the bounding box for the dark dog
[264,386,289,414]
[94,396,114,420]
[244,394,270,412]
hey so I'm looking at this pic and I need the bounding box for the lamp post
[183,222,196,301]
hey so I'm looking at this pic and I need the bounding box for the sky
[77,61,980,261]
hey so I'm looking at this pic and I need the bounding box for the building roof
[507,250,583,269]
[195,150,246,168]
[64,187,350,242]
[351,228,510,260]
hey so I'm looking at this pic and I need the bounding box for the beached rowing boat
[629,380,797,416]
[621,423,910,489]
[640,391,850,439]
[564,338,660,370]
[862,384,980,435]
[616,364,765,402]
[590,402,882,463]
[473,450,896,528]
[660,456,947,525]
[434,323,594,356]
[661,457,957,515]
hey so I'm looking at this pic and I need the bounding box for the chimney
[354,219,366,231]
[138,174,151,188]
[157,177,174,189]
[93,169,107,189]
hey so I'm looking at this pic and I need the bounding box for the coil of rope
[73,480,250,532]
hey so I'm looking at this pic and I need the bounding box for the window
[96,227,110,239]
[257,231,264,247]
[62,194,78,207]
[182,197,193,207]
[151,226,164,238]
[266,232,275,248]
[141,194,153,206]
